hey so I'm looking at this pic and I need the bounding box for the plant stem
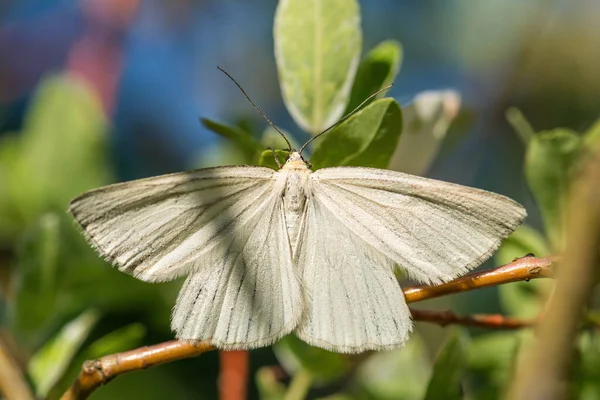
[283,370,313,400]
[0,338,35,400]
[507,151,600,400]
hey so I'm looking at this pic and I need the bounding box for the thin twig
[410,308,534,330]
[403,255,556,303]
[61,256,556,400]
[0,338,35,400]
[60,341,214,400]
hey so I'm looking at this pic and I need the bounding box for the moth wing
[294,196,411,353]
[311,167,526,284]
[71,166,302,349]
[69,166,279,282]
[172,189,302,349]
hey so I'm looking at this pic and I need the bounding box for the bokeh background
[1,1,599,399]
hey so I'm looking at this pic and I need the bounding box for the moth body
[280,152,312,255]
[69,152,527,353]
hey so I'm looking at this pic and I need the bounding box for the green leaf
[495,225,552,318]
[256,367,286,400]
[574,331,600,400]
[424,330,470,400]
[583,119,600,146]
[525,129,581,248]
[12,213,63,338]
[500,280,553,320]
[583,118,600,152]
[388,90,460,175]
[201,118,263,162]
[259,149,290,170]
[28,310,99,397]
[10,74,111,222]
[85,323,146,357]
[345,40,403,113]
[357,333,431,399]
[274,335,349,385]
[465,332,523,399]
[0,134,25,239]
[468,332,522,369]
[274,0,362,134]
[285,370,314,400]
[310,98,402,169]
[45,323,147,399]
[82,364,195,400]
[11,211,175,347]
[505,107,535,145]
[0,74,111,237]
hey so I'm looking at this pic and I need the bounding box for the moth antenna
[298,84,393,155]
[217,66,293,152]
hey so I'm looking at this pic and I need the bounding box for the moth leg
[268,147,283,169]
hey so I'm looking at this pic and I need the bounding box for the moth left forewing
[172,190,302,349]
[310,166,526,285]
[71,165,303,349]
[69,166,279,282]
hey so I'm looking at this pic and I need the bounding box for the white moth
[69,150,526,353]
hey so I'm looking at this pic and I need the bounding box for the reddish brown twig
[61,256,556,400]
[403,255,556,303]
[219,351,249,400]
[59,341,213,400]
[410,308,534,329]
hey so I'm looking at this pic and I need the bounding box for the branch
[61,256,556,400]
[403,255,555,303]
[410,308,534,329]
[0,338,35,400]
[60,341,213,400]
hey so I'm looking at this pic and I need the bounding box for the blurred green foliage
[0,76,182,398]
[1,0,599,399]
[424,330,469,400]
[0,76,110,240]
[356,334,431,399]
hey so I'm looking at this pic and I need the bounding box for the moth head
[288,152,303,162]
[282,151,311,170]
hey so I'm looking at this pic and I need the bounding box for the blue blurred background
[2,0,598,183]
